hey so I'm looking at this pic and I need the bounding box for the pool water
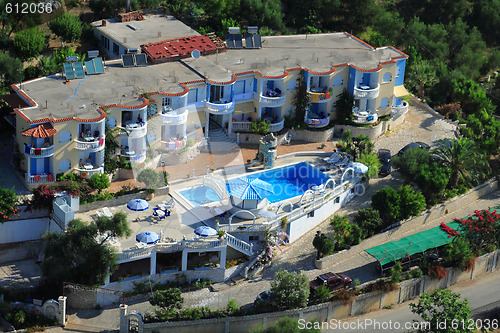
[179,186,222,207]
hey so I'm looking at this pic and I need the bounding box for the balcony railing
[24,145,54,157]
[122,123,147,138]
[259,93,286,107]
[308,89,332,103]
[353,84,380,99]
[160,109,188,125]
[232,118,284,132]
[76,166,103,179]
[306,115,330,128]
[353,110,379,124]
[74,136,105,151]
[205,100,235,113]
[392,101,409,115]
[119,152,146,163]
[160,139,186,150]
[25,173,55,184]
[234,92,254,103]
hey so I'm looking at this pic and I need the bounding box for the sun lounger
[102,207,113,218]
[96,210,104,217]
[324,153,342,164]
[335,157,350,167]
[162,199,175,209]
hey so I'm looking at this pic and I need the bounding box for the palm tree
[357,151,382,180]
[432,138,490,187]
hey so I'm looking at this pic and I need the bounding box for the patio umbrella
[350,162,369,174]
[136,231,159,244]
[194,226,217,237]
[259,210,278,220]
[127,199,149,211]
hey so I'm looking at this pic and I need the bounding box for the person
[86,156,91,164]
[79,159,84,168]
[136,115,144,126]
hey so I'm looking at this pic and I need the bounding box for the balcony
[160,138,187,150]
[308,88,332,103]
[74,136,105,151]
[25,173,55,184]
[119,152,146,163]
[160,108,188,125]
[392,101,409,115]
[234,92,254,103]
[122,122,147,138]
[232,118,284,133]
[76,166,104,179]
[24,144,54,157]
[353,109,379,124]
[259,93,286,107]
[306,115,330,128]
[205,100,235,114]
[353,84,380,99]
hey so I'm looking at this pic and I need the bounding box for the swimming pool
[179,186,222,207]
[255,162,331,203]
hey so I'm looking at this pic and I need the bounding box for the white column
[228,113,233,134]
[181,249,188,271]
[57,296,67,326]
[205,112,210,138]
[219,247,227,270]
[119,304,128,333]
[150,246,157,275]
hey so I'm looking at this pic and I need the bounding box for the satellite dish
[191,49,200,60]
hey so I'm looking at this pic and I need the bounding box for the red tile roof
[21,123,57,138]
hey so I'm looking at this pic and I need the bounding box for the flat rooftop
[18,60,202,121]
[92,14,200,50]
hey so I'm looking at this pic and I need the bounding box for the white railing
[234,92,253,103]
[218,223,267,233]
[25,173,56,184]
[123,123,147,138]
[117,245,155,262]
[74,137,105,151]
[259,94,286,107]
[24,145,54,157]
[392,101,409,115]
[353,111,378,124]
[269,119,285,132]
[76,166,103,179]
[160,109,188,125]
[205,101,235,113]
[354,84,380,99]
[306,115,330,128]
[232,121,252,132]
[226,233,253,256]
[203,174,228,199]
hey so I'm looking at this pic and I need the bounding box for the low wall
[124,250,500,333]
[0,218,50,244]
[230,132,287,145]
[289,127,335,143]
[334,111,407,140]
[0,240,42,264]
[78,187,169,213]
[314,178,499,270]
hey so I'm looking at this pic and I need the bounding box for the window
[333,76,343,86]
[58,131,71,143]
[113,42,119,55]
[379,97,389,108]
[308,211,315,218]
[101,35,109,50]
[382,72,392,83]
[334,196,340,203]
[58,159,71,172]
[395,66,400,77]
[162,97,171,107]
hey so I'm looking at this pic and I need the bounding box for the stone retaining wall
[334,112,406,141]
[229,132,287,145]
[289,127,336,143]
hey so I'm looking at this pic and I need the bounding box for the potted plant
[217,230,226,238]
[145,188,155,200]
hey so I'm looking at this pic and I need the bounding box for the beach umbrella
[194,226,217,237]
[350,162,369,174]
[127,199,149,211]
[136,231,159,244]
[259,210,278,220]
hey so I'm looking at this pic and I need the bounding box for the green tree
[356,151,381,179]
[41,216,130,286]
[137,168,161,188]
[312,231,335,259]
[442,236,475,271]
[0,187,19,222]
[371,187,401,224]
[89,0,127,19]
[237,0,284,31]
[450,75,495,114]
[251,316,320,333]
[397,185,426,220]
[392,147,432,180]
[149,288,183,314]
[331,215,364,249]
[335,90,354,124]
[250,120,270,135]
[94,212,131,244]
[415,162,451,205]
[49,13,82,42]
[432,138,491,187]
[0,0,41,38]
[0,53,23,85]
[291,70,309,128]
[88,173,110,194]
[354,208,383,237]
[270,269,310,310]
[410,289,475,333]
[13,27,46,60]
[405,59,438,98]
[461,109,500,154]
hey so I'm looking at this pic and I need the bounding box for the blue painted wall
[394,58,406,86]
[347,66,356,94]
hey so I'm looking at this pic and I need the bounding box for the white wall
[0,218,51,244]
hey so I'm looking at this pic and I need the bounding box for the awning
[226,176,274,200]
[233,102,255,115]
[394,85,409,98]
[21,123,57,138]
[187,111,206,125]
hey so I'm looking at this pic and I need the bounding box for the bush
[331,215,364,250]
[250,120,270,135]
[390,262,402,283]
[88,173,110,193]
[397,185,426,219]
[137,168,160,188]
[49,13,82,42]
[0,187,19,222]
[353,208,383,237]
[356,151,381,179]
[371,185,426,224]
[409,268,423,279]
[312,231,335,258]
[14,27,46,60]
[270,269,310,310]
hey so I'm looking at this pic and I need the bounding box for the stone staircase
[206,124,239,153]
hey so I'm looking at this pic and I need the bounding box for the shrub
[331,215,364,250]
[0,187,19,222]
[397,185,426,219]
[49,13,82,42]
[371,187,401,224]
[312,231,335,258]
[137,168,160,188]
[356,151,381,179]
[14,27,46,60]
[313,285,331,303]
[88,173,110,193]
[250,120,270,135]
[270,269,310,310]
[409,268,423,279]
[354,208,383,237]
[390,262,402,283]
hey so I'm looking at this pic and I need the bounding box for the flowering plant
[455,209,500,255]
[255,231,289,268]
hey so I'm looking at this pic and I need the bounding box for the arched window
[58,159,71,172]
[106,116,116,128]
[333,76,343,86]
[379,97,389,108]
[58,131,71,143]
[382,72,392,83]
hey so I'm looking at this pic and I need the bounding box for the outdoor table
[157,209,165,217]
[84,136,96,142]
[84,164,93,170]
[125,150,135,155]
[359,85,370,90]
[125,121,139,128]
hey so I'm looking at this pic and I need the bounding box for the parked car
[309,272,352,292]
[253,290,272,308]
[397,142,430,156]
[377,149,391,176]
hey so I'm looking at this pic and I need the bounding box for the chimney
[101,19,106,27]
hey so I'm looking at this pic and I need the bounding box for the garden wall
[119,250,500,333]
[229,132,287,145]
[334,112,407,141]
[0,218,52,244]
[314,178,499,270]
[289,127,336,143]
